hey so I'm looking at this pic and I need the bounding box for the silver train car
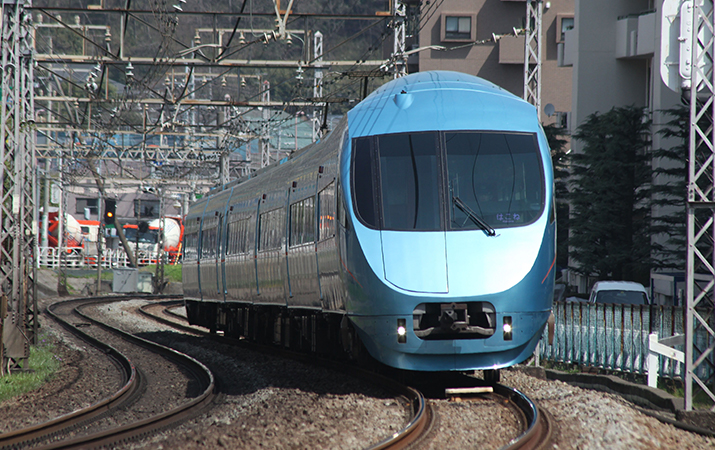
[183,71,556,374]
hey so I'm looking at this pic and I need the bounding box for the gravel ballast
[2,296,715,449]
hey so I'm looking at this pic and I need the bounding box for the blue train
[182,71,556,377]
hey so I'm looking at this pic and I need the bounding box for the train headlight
[503,316,513,341]
[397,318,407,344]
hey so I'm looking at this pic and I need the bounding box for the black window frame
[134,199,160,219]
[376,131,444,232]
[351,137,381,229]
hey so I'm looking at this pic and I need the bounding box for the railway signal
[104,200,116,225]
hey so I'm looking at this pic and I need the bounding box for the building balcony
[615,10,656,59]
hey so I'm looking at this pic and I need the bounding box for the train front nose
[381,230,447,294]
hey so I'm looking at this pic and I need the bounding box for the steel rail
[439,374,552,450]
[495,383,552,450]
[0,297,139,449]
[0,295,214,450]
[145,301,553,449]
[138,300,433,449]
[43,296,215,449]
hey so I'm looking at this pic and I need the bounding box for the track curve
[140,300,551,450]
[139,300,433,449]
[0,295,215,450]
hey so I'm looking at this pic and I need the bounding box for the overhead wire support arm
[35,8,119,60]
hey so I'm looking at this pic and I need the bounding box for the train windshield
[378,133,441,231]
[123,228,159,244]
[351,131,544,231]
[445,132,543,230]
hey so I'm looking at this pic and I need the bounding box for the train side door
[287,177,320,308]
[217,212,225,301]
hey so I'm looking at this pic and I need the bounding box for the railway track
[140,300,553,450]
[0,296,215,450]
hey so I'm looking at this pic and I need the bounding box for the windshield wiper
[453,196,496,236]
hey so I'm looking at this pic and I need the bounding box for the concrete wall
[571,0,650,145]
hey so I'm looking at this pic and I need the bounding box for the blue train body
[182,71,556,372]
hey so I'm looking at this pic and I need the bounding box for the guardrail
[538,301,714,383]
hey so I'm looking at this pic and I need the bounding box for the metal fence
[539,301,714,382]
[38,246,136,269]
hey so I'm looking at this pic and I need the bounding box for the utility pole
[0,0,37,373]
[524,0,543,121]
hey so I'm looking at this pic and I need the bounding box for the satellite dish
[544,103,555,117]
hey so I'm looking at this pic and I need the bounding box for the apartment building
[415,0,574,126]
[562,1,684,299]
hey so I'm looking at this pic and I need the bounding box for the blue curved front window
[445,132,544,230]
[351,131,544,231]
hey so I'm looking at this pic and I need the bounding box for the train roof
[347,70,540,138]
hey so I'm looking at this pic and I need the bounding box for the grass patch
[141,264,182,283]
[0,334,61,402]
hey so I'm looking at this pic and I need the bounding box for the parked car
[588,281,650,305]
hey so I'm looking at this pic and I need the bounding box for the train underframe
[184,298,510,383]
[184,299,370,362]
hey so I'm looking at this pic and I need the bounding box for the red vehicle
[46,212,84,250]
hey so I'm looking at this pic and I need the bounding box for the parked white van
[588,281,650,305]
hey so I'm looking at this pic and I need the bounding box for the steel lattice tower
[524,0,542,121]
[393,0,406,78]
[686,0,715,412]
[0,0,37,372]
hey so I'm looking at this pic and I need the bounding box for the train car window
[201,225,217,259]
[183,230,198,261]
[290,197,316,247]
[258,208,283,251]
[445,132,544,230]
[377,132,441,231]
[352,137,378,228]
[318,182,336,240]
[227,218,250,255]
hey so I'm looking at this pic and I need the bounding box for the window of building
[557,14,574,43]
[76,198,98,215]
[134,199,160,218]
[441,14,476,42]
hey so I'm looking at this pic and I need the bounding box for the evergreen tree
[653,104,688,271]
[543,123,569,271]
[569,105,654,283]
